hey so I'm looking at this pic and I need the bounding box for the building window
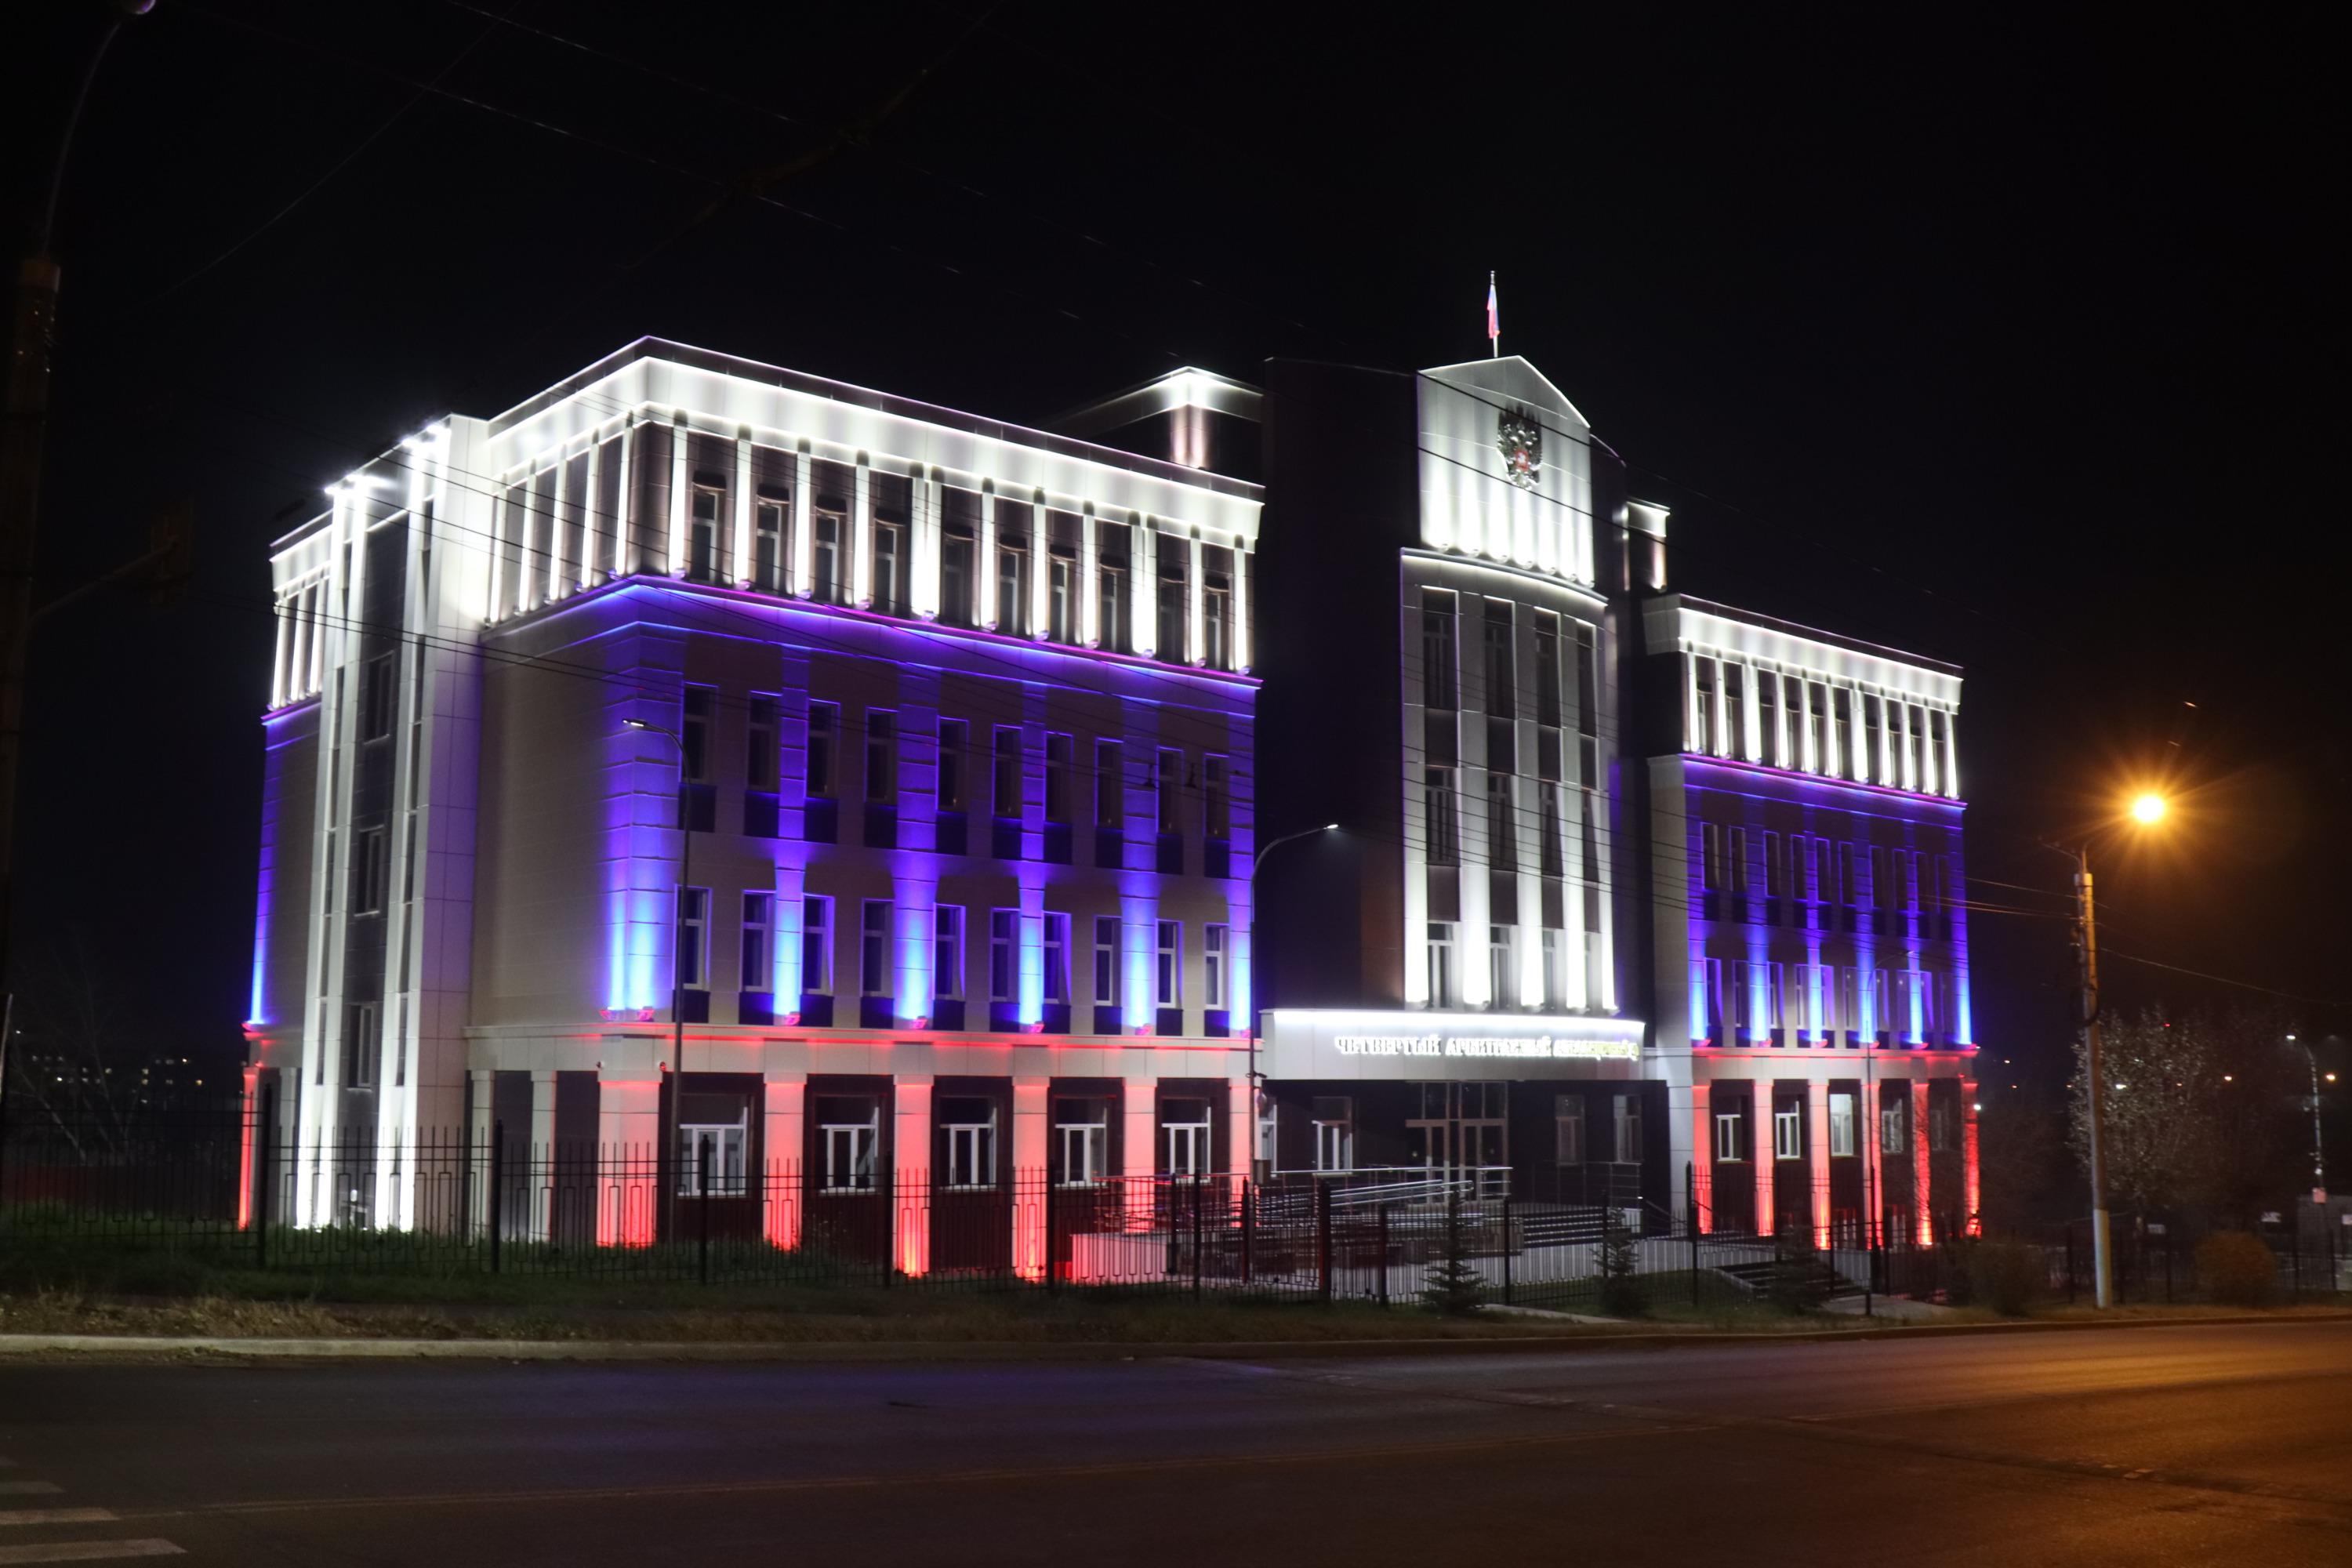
[1155,920,1181,1006]
[812,509,844,602]
[753,501,786,593]
[865,710,897,804]
[681,685,713,783]
[1693,657,1717,754]
[1555,1095,1584,1163]
[806,702,838,799]
[860,901,892,997]
[359,653,397,741]
[1162,1097,1212,1177]
[1830,1092,1857,1157]
[1042,912,1070,1004]
[677,1110,747,1197]
[1426,922,1457,1007]
[872,518,906,615]
[747,695,779,791]
[1424,767,1459,865]
[676,887,710,990]
[992,727,1022,818]
[1055,1100,1108,1186]
[932,906,964,1000]
[936,719,967,812]
[1203,579,1229,669]
[1203,755,1230,842]
[1613,1094,1642,1164]
[1488,924,1515,1007]
[801,895,833,993]
[1715,1110,1744,1163]
[1725,662,1747,758]
[1156,570,1185,659]
[1421,589,1458,708]
[343,1001,377,1088]
[1313,1096,1354,1173]
[1093,916,1120,1005]
[351,826,387,915]
[1834,689,1857,781]
[817,1096,878,1192]
[1044,733,1073,823]
[1486,773,1514,871]
[996,535,1028,635]
[1156,747,1181,836]
[1096,561,1125,652]
[1861,693,1883,784]
[1533,610,1561,726]
[940,1098,997,1189]
[942,524,975,626]
[688,485,722,580]
[1881,1097,1907,1156]
[1929,1097,1954,1153]
[1048,550,1076,642]
[989,909,1017,1001]
[1094,739,1123,829]
[1758,671,1780,766]
[1203,923,1229,1009]
[741,891,774,992]
[1773,1105,1803,1161]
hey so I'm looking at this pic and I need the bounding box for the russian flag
[1486,273,1499,343]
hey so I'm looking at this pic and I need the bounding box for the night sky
[9,3,2342,1095]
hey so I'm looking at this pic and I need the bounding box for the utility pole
[2,3,151,1018]
[2289,1035,2323,1196]
[2074,848,2114,1308]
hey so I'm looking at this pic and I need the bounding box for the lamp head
[2129,793,2166,826]
[622,718,651,731]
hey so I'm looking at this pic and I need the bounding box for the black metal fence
[9,1107,2335,1310]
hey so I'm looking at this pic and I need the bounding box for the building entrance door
[1408,1083,1509,1196]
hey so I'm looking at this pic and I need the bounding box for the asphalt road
[3,1322,2350,1566]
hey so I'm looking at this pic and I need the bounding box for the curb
[2,1311,2346,1364]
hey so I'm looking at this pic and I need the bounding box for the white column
[851,460,873,608]
[761,1075,805,1249]
[1080,506,1100,647]
[1131,519,1154,658]
[608,416,634,579]
[270,600,292,709]
[1123,1078,1157,1232]
[529,1071,557,1242]
[976,488,998,628]
[1012,1077,1048,1279]
[1231,540,1250,673]
[1807,1079,1832,1249]
[1028,495,1050,640]
[580,433,602,590]
[790,450,813,597]
[468,1069,494,1236]
[1186,531,1205,666]
[731,435,754,587]
[666,421,690,576]
[545,455,568,604]
[894,1076,932,1276]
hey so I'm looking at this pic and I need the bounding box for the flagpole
[1490,270,1498,358]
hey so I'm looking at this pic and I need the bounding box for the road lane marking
[0,1546,183,1565]
[124,1424,1704,1521]
[0,1515,118,1529]
[0,1490,60,1500]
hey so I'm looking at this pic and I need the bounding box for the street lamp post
[623,718,694,1245]
[1245,822,1339,1182]
[2288,1035,2324,1197]
[2050,790,2168,1310]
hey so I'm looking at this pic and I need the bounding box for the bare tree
[4,934,158,1157]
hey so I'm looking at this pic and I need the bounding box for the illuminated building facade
[247,338,1979,1254]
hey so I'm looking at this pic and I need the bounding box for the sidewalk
[6,1304,2347,1363]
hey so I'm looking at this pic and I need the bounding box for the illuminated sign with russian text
[1332,1033,1639,1062]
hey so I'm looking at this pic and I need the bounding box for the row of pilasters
[1693,1072,1979,1247]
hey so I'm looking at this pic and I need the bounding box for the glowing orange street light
[2129,793,2167,825]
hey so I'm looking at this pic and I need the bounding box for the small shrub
[2196,1232,2274,1307]
[1966,1240,2044,1316]
[1421,1192,1486,1316]
[1597,1211,1646,1317]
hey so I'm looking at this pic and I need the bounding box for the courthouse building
[246,336,1980,1262]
